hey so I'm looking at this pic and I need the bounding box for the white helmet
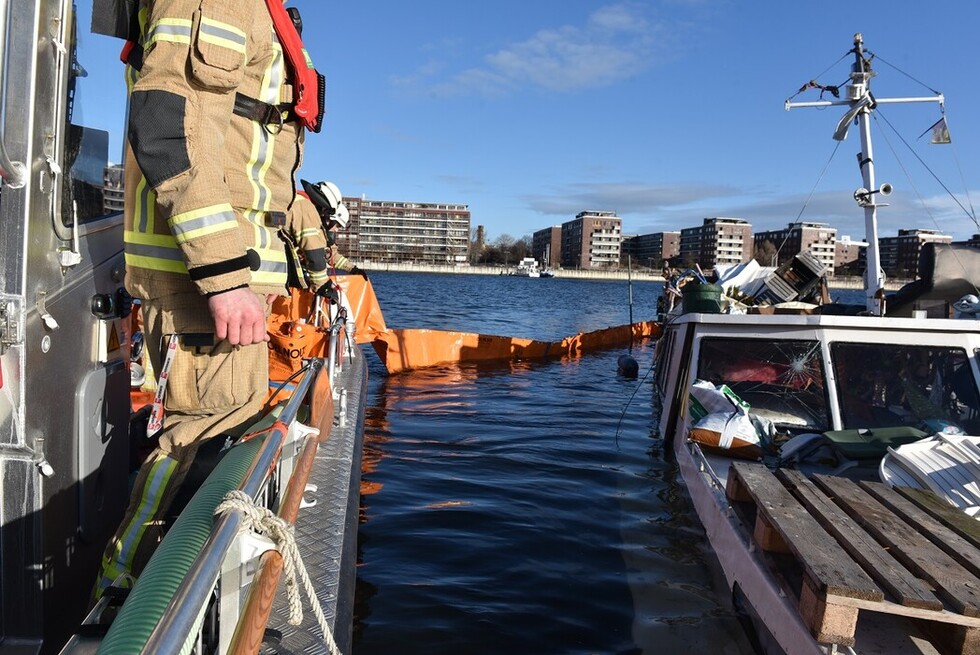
[301,179,350,229]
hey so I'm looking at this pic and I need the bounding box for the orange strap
[263,0,324,132]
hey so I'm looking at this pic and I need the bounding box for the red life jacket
[264,0,326,133]
[120,1,326,133]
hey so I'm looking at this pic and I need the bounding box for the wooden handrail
[227,364,335,654]
[227,434,319,654]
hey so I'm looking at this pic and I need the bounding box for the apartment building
[559,210,622,269]
[879,228,951,277]
[678,217,752,269]
[532,226,562,268]
[753,221,837,275]
[338,196,470,265]
[621,231,680,269]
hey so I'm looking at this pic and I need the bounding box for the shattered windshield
[831,344,980,433]
[696,338,829,431]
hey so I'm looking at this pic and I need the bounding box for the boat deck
[265,346,368,654]
[726,460,980,655]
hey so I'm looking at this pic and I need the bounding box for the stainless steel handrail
[327,315,345,386]
[0,0,26,188]
[142,359,323,655]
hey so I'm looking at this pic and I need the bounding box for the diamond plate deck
[264,346,367,654]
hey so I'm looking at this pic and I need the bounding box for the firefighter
[97,0,325,594]
[299,178,368,279]
[282,191,331,291]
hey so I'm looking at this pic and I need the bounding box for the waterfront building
[103,164,124,214]
[532,226,562,268]
[621,231,680,269]
[678,217,752,269]
[560,210,622,269]
[753,221,837,275]
[878,228,951,277]
[339,196,470,265]
[956,234,980,248]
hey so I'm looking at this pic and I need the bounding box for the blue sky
[75,1,980,242]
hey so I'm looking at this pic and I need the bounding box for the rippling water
[352,272,757,655]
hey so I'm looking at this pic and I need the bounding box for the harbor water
[351,272,760,654]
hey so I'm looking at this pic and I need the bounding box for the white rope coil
[215,490,342,655]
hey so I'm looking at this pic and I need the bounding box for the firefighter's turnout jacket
[283,193,357,291]
[284,193,329,290]
[124,0,303,299]
[328,241,355,273]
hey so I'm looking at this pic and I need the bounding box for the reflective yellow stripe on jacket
[145,17,192,48]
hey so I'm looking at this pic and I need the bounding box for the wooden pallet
[726,460,980,654]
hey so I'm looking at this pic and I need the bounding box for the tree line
[470,234,533,265]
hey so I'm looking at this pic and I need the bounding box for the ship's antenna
[785,32,944,315]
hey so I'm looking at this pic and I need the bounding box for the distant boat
[513,257,541,278]
[540,268,555,278]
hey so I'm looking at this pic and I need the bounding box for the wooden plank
[729,462,883,602]
[898,486,980,551]
[778,469,942,611]
[862,481,980,579]
[814,474,980,618]
[828,595,980,627]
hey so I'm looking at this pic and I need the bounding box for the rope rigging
[865,50,943,97]
[215,490,343,655]
[772,140,843,260]
[875,109,980,233]
[783,50,849,104]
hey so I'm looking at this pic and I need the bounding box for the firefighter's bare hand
[208,288,270,346]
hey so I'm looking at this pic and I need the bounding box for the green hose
[98,434,266,654]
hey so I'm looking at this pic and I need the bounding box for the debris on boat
[661,250,831,319]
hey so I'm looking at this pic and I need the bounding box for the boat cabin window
[63,5,125,226]
[831,343,980,433]
[696,338,829,431]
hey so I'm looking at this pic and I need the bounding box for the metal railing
[327,311,347,387]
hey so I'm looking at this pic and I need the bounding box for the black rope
[267,361,316,408]
[614,355,655,449]
[783,52,850,104]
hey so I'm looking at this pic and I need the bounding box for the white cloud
[522,181,739,216]
[402,3,670,96]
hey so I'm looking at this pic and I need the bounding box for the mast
[785,33,944,315]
